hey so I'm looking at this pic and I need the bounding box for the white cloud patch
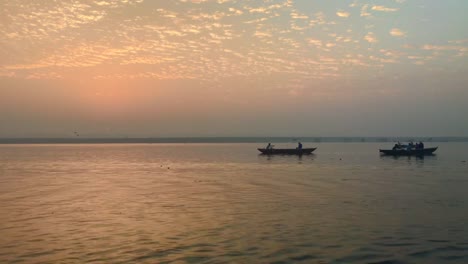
[360,4,371,17]
[364,32,378,43]
[422,44,467,56]
[390,28,406,37]
[336,11,350,18]
[0,0,464,88]
[371,5,399,12]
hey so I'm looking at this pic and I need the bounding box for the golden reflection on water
[1,143,468,263]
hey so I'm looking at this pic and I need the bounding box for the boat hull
[379,147,438,156]
[258,148,316,155]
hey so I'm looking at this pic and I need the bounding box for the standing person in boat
[297,142,303,150]
[266,143,274,150]
[416,142,422,149]
[419,141,424,149]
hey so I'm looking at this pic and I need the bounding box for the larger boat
[379,147,438,156]
[258,148,317,155]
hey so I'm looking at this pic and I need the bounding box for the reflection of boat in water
[258,148,316,155]
[379,147,438,156]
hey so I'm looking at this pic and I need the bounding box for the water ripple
[1,143,468,263]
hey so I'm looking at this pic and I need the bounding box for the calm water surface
[1,143,468,263]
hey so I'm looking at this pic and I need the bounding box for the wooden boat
[379,147,438,156]
[258,148,316,155]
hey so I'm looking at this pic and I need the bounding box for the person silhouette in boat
[266,143,274,150]
[297,142,303,150]
[392,141,402,150]
[406,142,414,151]
[418,141,424,149]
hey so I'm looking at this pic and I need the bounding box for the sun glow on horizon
[0,0,467,137]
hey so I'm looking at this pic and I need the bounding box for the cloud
[422,45,466,51]
[307,39,322,47]
[179,0,209,3]
[254,31,272,38]
[390,28,406,37]
[248,7,268,14]
[291,11,309,19]
[371,6,399,12]
[360,4,371,17]
[0,0,465,88]
[422,44,467,56]
[336,11,350,18]
[364,32,378,43]
[228,7,243,15]
[26,72,63,80]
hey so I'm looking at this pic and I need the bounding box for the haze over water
[1,0,467,137]
[1,142,468,263]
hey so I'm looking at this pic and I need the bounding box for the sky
[0,0,467,137]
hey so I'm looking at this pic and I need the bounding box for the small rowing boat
[379,147,438,156]
[258,148,316,155]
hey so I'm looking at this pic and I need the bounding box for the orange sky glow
[0,0,467,137]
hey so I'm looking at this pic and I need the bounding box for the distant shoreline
[0,137,467,144]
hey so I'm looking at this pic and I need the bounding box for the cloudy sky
[0,0,467,137]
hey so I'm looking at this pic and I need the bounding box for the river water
[1,143,467,263]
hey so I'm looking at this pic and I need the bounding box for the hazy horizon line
[1,136,467,144]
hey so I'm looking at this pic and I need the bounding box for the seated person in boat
[266,143,274,149]
[392,142,402,150]
[406,142,413,151]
